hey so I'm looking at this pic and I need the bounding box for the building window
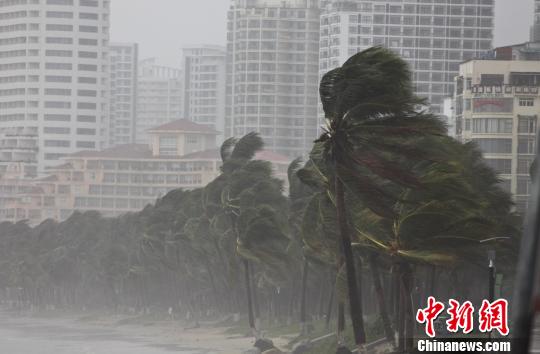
[518,158,534,175]
[517,176,531,195]
[77,141,95,148]
[44,140,70,147]
[518,115,537,134]
[519,98,535,107]
[45,24,73,32]
[44,127,70,134]
[518,137,536,154]
[480,74,504,86]
[472,118,513,134]
[80,0,98,6]
[472,138,512,154]
[79,25,98,33]
[77,128,95,135]
[77,115,96,122]
[80,12,98,19]
[159,136,177,156]
[47,0,74,4]
[44,114,70,121]
[46,11,73,18]
[483,158,512,174]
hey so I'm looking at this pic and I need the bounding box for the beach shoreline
[0,308,266,353]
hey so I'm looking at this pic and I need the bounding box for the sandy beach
[0,309,264,354]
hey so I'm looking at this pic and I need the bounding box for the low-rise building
[0,120,290,225]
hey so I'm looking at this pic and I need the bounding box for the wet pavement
[0,312,210,354]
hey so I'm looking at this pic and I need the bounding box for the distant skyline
[110,0,533,68]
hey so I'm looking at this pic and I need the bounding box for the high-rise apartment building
[532,0,540,41]
[182,45,226,143]
[108,42,138,146]
[319,0,494,114]
[225,0,320,158]
[0,0,110,177]
[135,58,183,144]
[455,42,540,213]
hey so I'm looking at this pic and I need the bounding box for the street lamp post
[488,250,496,303]
[488,250,496,340]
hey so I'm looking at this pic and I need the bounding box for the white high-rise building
[135,58,183,144]
[0,0,110,177]
[108,42,138,146]
[182,45,226,142]
[225,0,320,158]
[319,0,494,114]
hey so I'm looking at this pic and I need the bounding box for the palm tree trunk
[325,275,335,330]
[335,177,366,349]
[428,265,436,299]
[250,264,260,327]
[243,259,257,336]
[318,280,326,319]
[399,262,415,353]
[300,256,309,334]
[204,259,219,309]
[397,276,405,353]
[337,301,345,344]
[368,253,394,346]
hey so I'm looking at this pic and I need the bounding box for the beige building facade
[455,55,540,213]
[0,120,290,225]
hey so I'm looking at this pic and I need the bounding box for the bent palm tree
[315,46,446,351]
[351,140,520,352]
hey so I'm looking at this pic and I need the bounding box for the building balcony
[0,146,38,151]
[470,85,540,95]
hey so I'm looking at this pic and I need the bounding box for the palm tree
[315,46,446,351]
[211,133,292,336]
[351,140,519,351]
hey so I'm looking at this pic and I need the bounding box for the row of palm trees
[0,48,522,352]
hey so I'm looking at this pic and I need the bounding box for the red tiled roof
[147,119,219,134]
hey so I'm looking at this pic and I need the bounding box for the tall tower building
[532,0,540,41]
[0,0,110,177]
[319,0,494,114]
[135,58,183,144]
[226,0,320,158]
[108,42,138,146]
[182,45,226,142]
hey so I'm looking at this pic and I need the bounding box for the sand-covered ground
[0,309,274,353]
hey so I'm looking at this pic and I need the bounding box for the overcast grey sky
[110,0,534,68]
